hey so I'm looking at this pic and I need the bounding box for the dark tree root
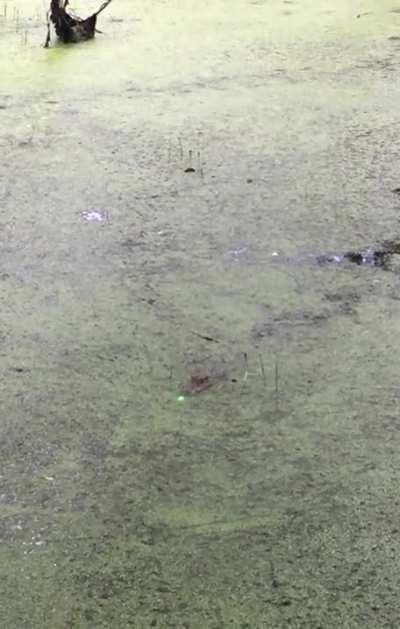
[44,0,112,47]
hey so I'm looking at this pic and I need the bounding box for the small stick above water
[259,353,266,385]
[191,330,219,343]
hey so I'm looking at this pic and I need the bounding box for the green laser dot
[177,395,185,402]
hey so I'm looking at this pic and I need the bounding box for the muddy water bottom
[2,1,400,627]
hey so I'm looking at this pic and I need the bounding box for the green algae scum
[2,0,400,626]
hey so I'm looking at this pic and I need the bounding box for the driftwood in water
[44,0,112,47]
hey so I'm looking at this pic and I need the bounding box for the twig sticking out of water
[191,330,219,343]
[270,560,279,589]
[274,358,280,415]
[93,0,113,17]
[184,150,196,173]
[259,353,266,386]
[197,151,204,179]
[242,352,248,383]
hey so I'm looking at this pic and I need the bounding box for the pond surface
[2,0,400,626]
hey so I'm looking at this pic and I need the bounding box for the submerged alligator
[316,239,400,270]
[230,239,400,270]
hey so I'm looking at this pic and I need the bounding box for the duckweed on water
[2,1,400,627]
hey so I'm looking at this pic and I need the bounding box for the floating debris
[81,211,108,222]
[184,375,213,394]
[227,245,251,262]
[183,364,228,395]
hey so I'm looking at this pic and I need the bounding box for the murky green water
[2,1,400,626]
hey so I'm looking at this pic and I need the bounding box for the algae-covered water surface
[2,0,400,626]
